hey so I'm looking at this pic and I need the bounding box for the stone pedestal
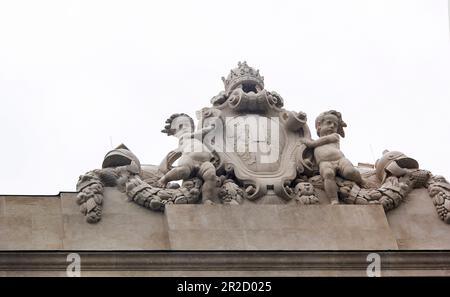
[1,188,450,276]
[165,205,398,250]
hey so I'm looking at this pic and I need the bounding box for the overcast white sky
[0,0,449,195]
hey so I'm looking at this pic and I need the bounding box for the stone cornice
[1,251,450,276]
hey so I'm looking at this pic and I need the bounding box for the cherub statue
[156,113,219,203]
[302,110,364,205]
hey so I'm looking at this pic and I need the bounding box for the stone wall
[2,187,450,251]
[2,188,450,275]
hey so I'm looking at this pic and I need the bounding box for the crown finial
[222,61,264,93]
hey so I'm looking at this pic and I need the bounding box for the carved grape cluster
[428,176,450,223]
[76,177,104,224]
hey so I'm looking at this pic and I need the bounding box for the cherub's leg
[320,163,339,205]
[157,166,191,187]
[198,162,218,203]
[340,158,363,185]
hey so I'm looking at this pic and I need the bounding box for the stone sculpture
[294,182,319,205]
[301,110,364,204]
[427,175,450,223]
[218,179,244,205]
[76,62,450,225]
[157,113,218,204]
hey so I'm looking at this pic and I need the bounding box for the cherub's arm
[188,124,215,139]
[302,133,340,148]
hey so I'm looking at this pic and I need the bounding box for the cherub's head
[315,110,347,137]
[161,113,195,138]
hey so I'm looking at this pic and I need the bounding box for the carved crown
[222,61,264,93]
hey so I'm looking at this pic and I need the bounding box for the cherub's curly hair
[161,113,195,136]
[315,110,347,137]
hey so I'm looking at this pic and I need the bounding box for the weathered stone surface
[0,196,63,250]
[30,215,64,249]
[0,197,5,216]
[0,215,63,250]
[61,188,169,250]
[60,192,81,215]
[0,216,32,250]
[168,230,248,250]
[3,188,450,251]
[387,188,450,249]
[62,214,168,250]
[4,196,61,216]
[0,191,169,250]
[165,204,398,250]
